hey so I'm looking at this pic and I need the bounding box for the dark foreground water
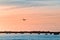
[0,34,60,40]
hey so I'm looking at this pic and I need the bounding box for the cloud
[0,0,60,8]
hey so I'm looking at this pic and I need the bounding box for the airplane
[22,18,26,21]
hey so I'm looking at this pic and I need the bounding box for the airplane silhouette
[22,18,26,21]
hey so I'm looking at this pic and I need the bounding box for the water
[0,34,60,40]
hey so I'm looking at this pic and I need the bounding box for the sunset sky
[0,0,60,31]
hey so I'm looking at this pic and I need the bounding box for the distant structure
[0,31,60,35]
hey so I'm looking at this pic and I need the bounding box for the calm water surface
[0,34,60,40]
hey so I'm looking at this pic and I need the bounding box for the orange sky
[0,6,60,31]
